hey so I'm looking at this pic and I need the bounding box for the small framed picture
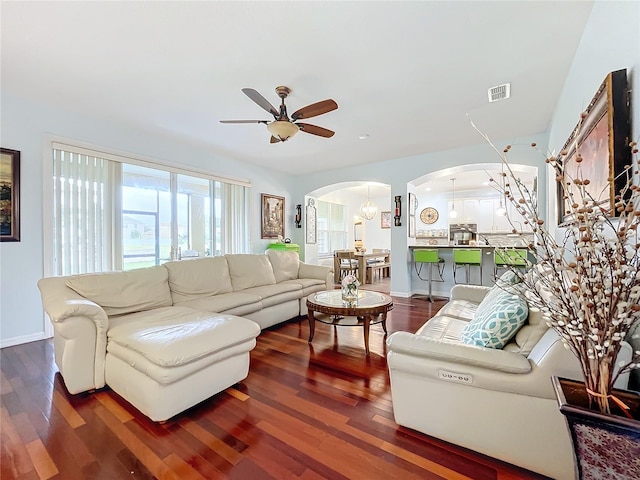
[380,211,391,229]
[261,193,285,239]
[0,148,20,242]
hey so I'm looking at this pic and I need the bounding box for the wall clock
[420,207,439,224]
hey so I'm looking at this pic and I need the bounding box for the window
[316,200,346,257]
[48,143,250,276]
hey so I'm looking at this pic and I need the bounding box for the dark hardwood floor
[1,278,548,479]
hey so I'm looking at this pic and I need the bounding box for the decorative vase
[552,376,640,480]
[341,283,358,304]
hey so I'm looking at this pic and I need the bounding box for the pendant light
[496,164,507,216]
[449,178,458,219]
[360,185,378,220]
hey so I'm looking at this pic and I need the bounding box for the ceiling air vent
[488,83,511,102]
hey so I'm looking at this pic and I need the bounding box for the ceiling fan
[220,86,338,143]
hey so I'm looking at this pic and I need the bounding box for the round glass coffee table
[306,290,393,355]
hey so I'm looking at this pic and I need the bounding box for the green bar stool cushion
[453,249,482,265]
[413,249,445,302]
[452,248,482,285]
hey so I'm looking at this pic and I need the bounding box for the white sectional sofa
[38,250,332,421]
[386,279,632,480]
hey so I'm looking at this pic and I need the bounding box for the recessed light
[424,187,432,192]
[359,134,370,140]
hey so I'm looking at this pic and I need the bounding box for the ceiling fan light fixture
[267,121,299,141]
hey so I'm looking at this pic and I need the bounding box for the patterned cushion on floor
[460,289,528,349]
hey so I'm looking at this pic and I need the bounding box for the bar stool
[414,249,445,302]
[453,248,482,285]
[494,248,528,280]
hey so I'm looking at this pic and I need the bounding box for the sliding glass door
[50,144,250,276]
[122,165,217,268]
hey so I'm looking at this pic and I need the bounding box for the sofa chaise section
[106,306,259,422]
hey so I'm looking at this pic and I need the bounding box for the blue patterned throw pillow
[461,289,528,349]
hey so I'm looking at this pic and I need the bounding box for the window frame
[43,136,252,277]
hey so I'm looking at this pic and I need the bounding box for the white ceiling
[1,1,594,176]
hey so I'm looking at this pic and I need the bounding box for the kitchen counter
[409,243,534,295]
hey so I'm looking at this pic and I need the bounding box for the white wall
[0,92,297,347]
[545,0,640,390]
[292,134,549,296]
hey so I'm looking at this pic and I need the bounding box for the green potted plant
[470,115,640,479]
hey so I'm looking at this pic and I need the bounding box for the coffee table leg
[308,309,316,343]
[381,312,388,334]
[363,315,371,355]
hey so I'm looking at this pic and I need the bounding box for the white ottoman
[104,306,260,421]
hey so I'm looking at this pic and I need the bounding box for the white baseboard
[1,331,51,349]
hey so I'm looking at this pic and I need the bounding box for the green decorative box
[267,243,300,254]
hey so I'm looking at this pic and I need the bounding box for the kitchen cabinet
[477,199,495,232]
[449,196,534,233]
[462,199,479,222]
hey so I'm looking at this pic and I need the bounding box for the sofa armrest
[386,331,531,374]
[386,330,588,398]
[38,276,109,330]
[449,284,491,303]
[298,263,333,288]
[38,276,110,393]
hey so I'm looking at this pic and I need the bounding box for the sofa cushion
[242,283,302,308]
[496,269,522,286]
[503,314,549,356]
[437,299,480,321]
[66,266,173,316]
[165,256,233,303]
[461,289,528,349]
[280,278,326,296]
[108,306,260,367]
[225,254,277,291]
[416,315,469,343]
[266,249,300,283]
[177,291,261,314]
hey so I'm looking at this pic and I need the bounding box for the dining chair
[335,250,358,281]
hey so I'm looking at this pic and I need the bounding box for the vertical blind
[51,144,251,276]
[53,149,118,275]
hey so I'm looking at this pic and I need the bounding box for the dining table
[333,251,391,285]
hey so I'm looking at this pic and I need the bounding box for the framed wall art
[408,192,417,238]
[0,148,20,242]
[261,193,285,239]
[557,69,631,225]
[305,198,317,244]
[380,211,391,229]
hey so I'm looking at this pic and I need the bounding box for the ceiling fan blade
[242,88,279,118]
[270,136,281,144]
[220,120,269,124]
[297,123,335,138]
[291,99,338,121]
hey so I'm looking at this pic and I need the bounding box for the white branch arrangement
[471,115,640,415]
